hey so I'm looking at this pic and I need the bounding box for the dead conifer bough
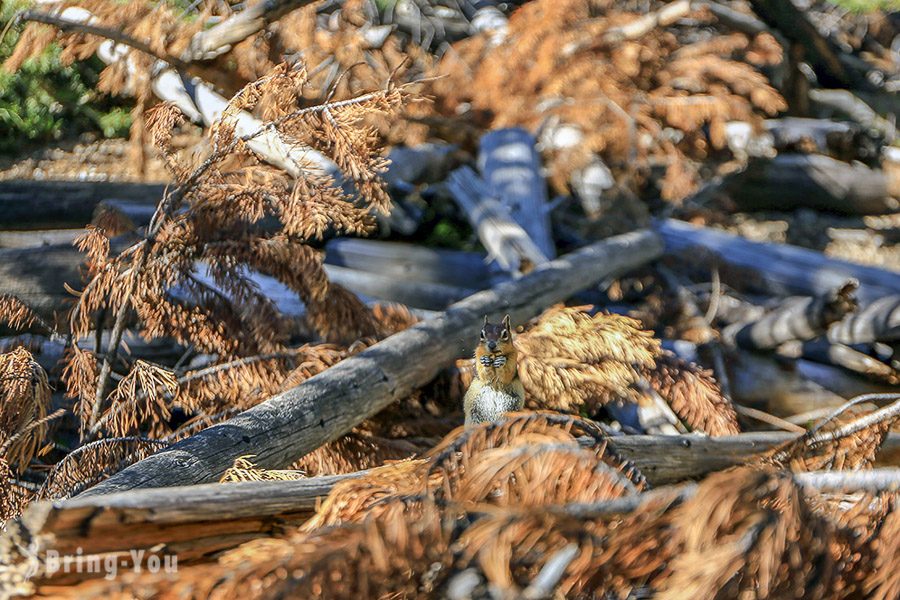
[81,229,662,495]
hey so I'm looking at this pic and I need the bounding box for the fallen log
[657,218,900,305]
[0,180,165,228]
[722,280,858,350]
[722,154,899,215]
[11,473,360,584]
[478,128,555,260]
[448,166,549,274]
[782,339,899,385]
[828,295,900,345]
[81,229,663,495]
[0,229,83,249]
[323,264,476,310]
[324,238,494,289]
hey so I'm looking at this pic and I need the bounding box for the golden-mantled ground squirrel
[463,315,525,426]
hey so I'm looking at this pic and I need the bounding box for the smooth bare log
[657,218,900,305]
[324,238,494,288]
[82,230,663,495]
[323,264,476,310]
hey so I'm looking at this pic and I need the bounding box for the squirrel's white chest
[472,385,521,420]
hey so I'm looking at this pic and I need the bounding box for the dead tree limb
[722,280,858,350]
[782,339,899,385]
[657,218,900,305]
[478,128,556,260]
[29,7,339,180]
[748,0,866,90]
[828,295,900,345]
[723,154,899,215]
[0,180,165,228]
[809,89,895,140]
[324,238,494,289]
[603,0,690,43]
[81,230,663,495]
[185,0,318,60]
[448,166,550,274]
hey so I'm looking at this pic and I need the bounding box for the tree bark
[478,128,556,260]
[722,280,858,350]
[448,166,550,274]
[723,154,899,215]
[656,218,900,305]
[80,230,663,495]
[0,180,165,229]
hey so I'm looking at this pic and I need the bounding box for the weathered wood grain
[657,218,900,305]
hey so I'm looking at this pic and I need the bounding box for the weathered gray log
[828,295,900,344]
[723,154,899,215]
[323,264,476,310]
[809,89,895,140]
[0,180,165,228]
[0,229,83,249]
[783,339,899,385]
[657,218,900,305]
[0,244,86,330]
[478,128,555,260]
[0,240,443,333]
[185,0,318,60]
[719,349,845,415]
[610,432,900,485]
[8,473,360,584]
[722,280,858,350]
[448,166,550,274]
[93,198,157,229]
[81,230,663,495]
[1,331,183,372]
[324,238,494,289]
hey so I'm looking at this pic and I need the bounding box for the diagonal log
[81,229,663,495]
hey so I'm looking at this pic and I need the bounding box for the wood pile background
[0,0,899,597]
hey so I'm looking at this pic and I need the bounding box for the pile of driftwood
[0,0,899,597]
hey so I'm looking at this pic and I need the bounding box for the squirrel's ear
[483,315,489,328]
[502,314,511,329]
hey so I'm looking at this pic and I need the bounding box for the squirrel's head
[479,314,514,354]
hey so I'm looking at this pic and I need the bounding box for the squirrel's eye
[501,331,508,340]
[480,331,486,339]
